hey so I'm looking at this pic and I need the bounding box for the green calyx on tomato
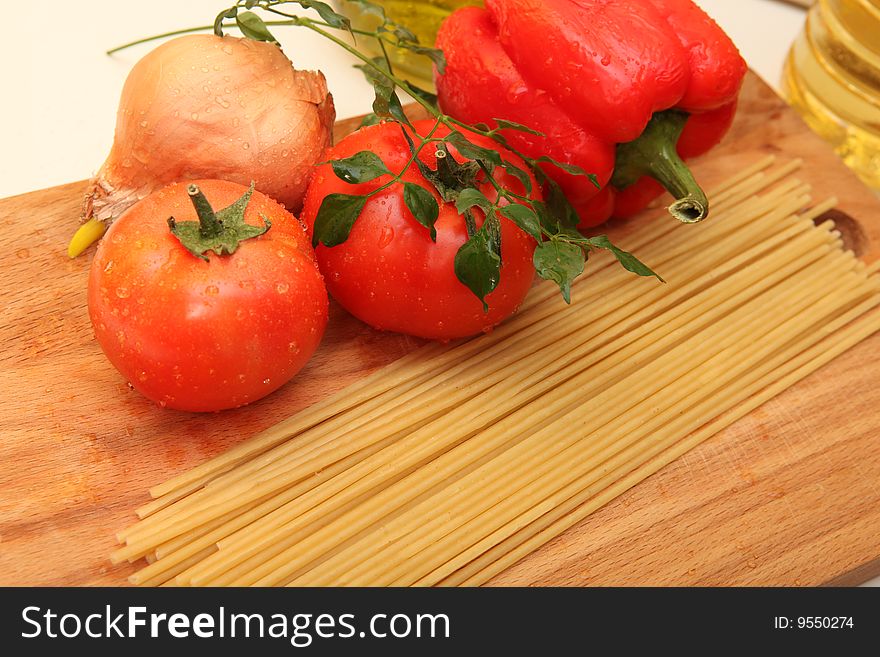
[168,182,271,261]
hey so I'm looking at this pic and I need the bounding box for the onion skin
[83,34,335,227]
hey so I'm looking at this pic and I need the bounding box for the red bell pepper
[435,0,747,227]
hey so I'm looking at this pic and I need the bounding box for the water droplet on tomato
[378,226,394,248]
[139,120,148,128]
[276,282,289,294]
[235,308,245,320]
[15,248,29,259]
[115,287,130,299]
[242,142,250,150]
[238,374,246,383]
[138,371,148,382]
[288,341,299,353]
[222,44,233,55]
[191,112,199,121]
[506,83,528,104]
[262,378,271,385]
[205,285,219,296]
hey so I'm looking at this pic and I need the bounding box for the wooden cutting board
[2,72,879,586]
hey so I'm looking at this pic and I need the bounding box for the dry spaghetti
[113,158,880,586]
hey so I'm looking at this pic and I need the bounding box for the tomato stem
[187,185,221,237]
[168,183,270,261]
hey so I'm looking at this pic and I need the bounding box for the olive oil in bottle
[336,1,482,89]
[783,0,880,189]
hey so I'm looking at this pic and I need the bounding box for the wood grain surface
[1,72,879,586]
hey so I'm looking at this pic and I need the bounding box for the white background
[1,0,805,197]
[2,0,878,586]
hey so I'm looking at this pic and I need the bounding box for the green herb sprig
[108,0,662,307]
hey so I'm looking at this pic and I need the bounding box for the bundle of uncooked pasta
[111,157,880,586]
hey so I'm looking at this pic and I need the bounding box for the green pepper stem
[612,110,709,224]
[187,184,221,236]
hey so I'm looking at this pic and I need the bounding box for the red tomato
[88,179,328,412]
[300,120,539,340]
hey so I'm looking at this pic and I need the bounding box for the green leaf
[445,132,503,168]
[355,57,412,127]
[455,187,493,215]
[584,235,664,281]
[490,132,511,149]
[545,178,581,229]
[355,56,387,86]
[168,182,270,261]
[245,0,258,8]
[388,24,419,43]
[298,1,352,33]
[499,203,541,242]
[501,159,533,194]
[362,1,447,74]
[359,112,382,128]
[532,200,559,234]
[329,151,391,184]
[406,44,447,74]
[454,215,502,310]
[214,7,237,36]
[533,239,586,303]
[235,11,278,43]
[404,81,438,106]
[385,91,411,125]
[493,118,544,137]
[535,156,600,188]
[312,193,368,247]
[403,183,439,241]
